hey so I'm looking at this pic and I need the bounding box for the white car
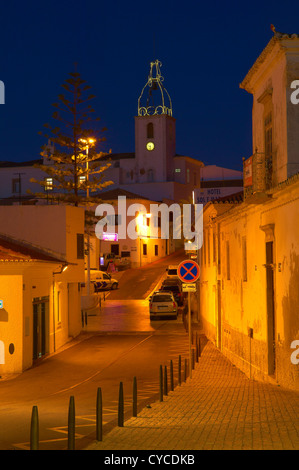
[166,265,179,279]
[149,291,178,320]
[85,270,118,291]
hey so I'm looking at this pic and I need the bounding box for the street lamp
[78,137,96,297]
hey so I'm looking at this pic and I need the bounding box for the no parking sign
[178,260,200,283]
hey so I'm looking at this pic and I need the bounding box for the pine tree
[30,70,113,208]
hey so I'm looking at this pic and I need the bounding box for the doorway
[265,241,275,375]
[33,297,49,360]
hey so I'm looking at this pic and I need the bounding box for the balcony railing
[243,151,273,199]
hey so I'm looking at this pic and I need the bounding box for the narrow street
[0,250,192,450]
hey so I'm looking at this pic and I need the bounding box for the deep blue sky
[0,0,299,171]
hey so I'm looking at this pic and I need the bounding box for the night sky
[1,0,299,171]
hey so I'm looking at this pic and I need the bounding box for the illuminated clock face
[146,142,155,151]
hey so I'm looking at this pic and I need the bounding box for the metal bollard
[192,348,195,370]
[159,365,163,402]
[133,377,137,417]
[198,337,201,357]
[184,358,187,381]
[96,387,103,441]
[196,341,199,363]
[30,405,39,450]
[118,382,124,427]
[170,360,174,391]
[178,355,181,386]
[68,396,75,450]
[178,355,182,385]
[164,365,168,396]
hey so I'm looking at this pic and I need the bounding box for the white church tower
[134,60,176,183]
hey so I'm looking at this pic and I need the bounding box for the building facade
[0,205,85,375]
[199,29,299,390]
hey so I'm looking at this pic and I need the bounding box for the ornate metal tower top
[138,60,172,117]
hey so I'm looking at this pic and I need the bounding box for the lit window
[175,168,181,173]
[44,178,53,191]
[79,176,86,187]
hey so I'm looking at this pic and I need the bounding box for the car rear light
[173,302,176,308]
[150,303,152,309]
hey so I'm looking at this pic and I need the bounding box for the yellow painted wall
[0,274,23,375]
[200,179,299,390]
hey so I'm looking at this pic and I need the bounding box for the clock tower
[135,60,176,183]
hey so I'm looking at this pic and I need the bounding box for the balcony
[243,151,273,202]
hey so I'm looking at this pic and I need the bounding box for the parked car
[99,253,130,271]
[160,279,184,306]
[166,265,179,279]
[149,291,178,320]
[84,270,118,291]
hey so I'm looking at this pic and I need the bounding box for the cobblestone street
[86,338,299,450]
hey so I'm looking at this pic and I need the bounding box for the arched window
[147,122,154,139]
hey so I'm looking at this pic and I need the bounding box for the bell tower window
[147,122,154,139]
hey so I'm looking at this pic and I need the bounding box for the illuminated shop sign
[102,233,118,241]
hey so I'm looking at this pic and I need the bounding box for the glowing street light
[78,138,96,297]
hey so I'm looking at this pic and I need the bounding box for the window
[226,241,230,280]
[218,227,221,275]
[147,122,154,139]
[175,168,181,173]
[242,236,247,282]
[143,244,147,256]
[44,177,53,191]
[194,172,197,185]
[111,244,119,256]
[264,110,273,189]
[155,245,158,256]
[186,169,190,184]
[121,251,130,258]
[78,175,86,188]
[213,232,216,264]
[107,214,122,225]
[77,234,84,259]
[12,178,20,194]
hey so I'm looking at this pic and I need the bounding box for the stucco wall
[200,180,299,390]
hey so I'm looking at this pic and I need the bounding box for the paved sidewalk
[85,338,299,450]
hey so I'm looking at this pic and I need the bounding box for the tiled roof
[0,159,43,168]
[94,188,151,200]
[240,30,299,92]
[0,235,65,263]
[208,190,244,204]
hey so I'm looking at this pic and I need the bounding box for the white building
[0,205,85,375]
[195,165,243,205]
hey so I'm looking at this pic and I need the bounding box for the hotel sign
[244,156,253,187]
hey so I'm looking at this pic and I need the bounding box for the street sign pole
[188,291,192,379]
[178,260,200,382]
